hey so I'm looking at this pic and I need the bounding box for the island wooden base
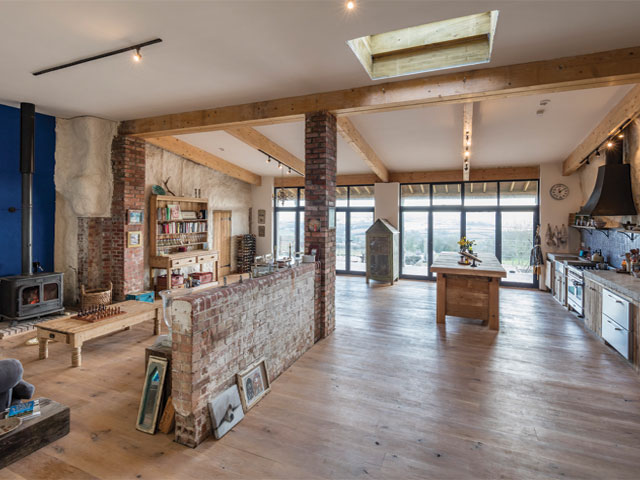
[436,273,500,330]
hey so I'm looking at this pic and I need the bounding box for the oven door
[567,272,584,314]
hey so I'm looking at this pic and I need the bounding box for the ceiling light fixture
[346,1,355,10]
[278,162,283,169]
[266,155,272,164]
[32,38,162,76]
[607,141,614,148]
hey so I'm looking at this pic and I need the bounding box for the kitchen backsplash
[580,230,637,268]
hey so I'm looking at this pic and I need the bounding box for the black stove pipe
[20,103,35,276]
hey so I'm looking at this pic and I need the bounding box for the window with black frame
[273,185,374,272]
[273,187,304,257]
[399,180,539,287]
[336,185,375,274]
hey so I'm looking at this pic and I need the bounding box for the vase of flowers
[457,237,476,254]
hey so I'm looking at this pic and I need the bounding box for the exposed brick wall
[304,111,337,339]
[170,264,316,447]
[76,136,145,301]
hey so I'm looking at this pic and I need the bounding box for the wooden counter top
[431,252,507,278]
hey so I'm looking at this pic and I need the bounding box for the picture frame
[236,358,270,412]
[168,204,181,220]
[136,355,168,434]
[258,225,265,237]
[258,209,266,225]
[127,209,144,225]
[127,231,143,248]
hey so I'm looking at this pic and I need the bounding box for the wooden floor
[2,276,640,479]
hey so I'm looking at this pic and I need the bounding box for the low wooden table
[431,252,507,330]
[36,300,162,367]
[0,398,70,469]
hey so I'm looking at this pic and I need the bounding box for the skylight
[347,11,499,80]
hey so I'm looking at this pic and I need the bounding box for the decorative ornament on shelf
[550,183,569,200]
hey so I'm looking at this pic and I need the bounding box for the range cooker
[566,262,612,316]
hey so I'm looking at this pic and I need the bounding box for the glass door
[465,211,496,256]
[432,211,461,264]
[348,211,374,272]
[401,211,429,277]
[501,211,535,284]
[336,211,347,271]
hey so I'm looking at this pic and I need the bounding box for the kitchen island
[431,252,507,330]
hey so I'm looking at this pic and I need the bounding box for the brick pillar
[109,136,146,300]
[304,111,337,339]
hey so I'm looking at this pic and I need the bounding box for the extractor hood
[579,142,637,216]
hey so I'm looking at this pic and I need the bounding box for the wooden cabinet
[584,278,602,336]
[149,194,218,290]
[365,219,399,285]
[553,262,565,305]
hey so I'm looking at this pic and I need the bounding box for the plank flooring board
[3,276,640,478]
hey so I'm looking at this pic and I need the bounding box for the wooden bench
[36,300,162,367]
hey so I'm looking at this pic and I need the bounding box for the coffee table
[36,300,162,367]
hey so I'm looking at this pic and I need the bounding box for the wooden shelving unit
[149,195,218,291]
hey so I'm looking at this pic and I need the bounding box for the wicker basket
[80,281,112,309]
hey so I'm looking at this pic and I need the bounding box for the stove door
[567,272,584,313]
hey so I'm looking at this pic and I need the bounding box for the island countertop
[431,252,507,278]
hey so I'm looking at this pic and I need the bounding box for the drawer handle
[615,327,623,331]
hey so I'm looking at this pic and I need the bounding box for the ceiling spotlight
[266,156,271,164]
[607,141,614,148]
[464,150,470,157]
[595,150,601,158]
[346,1,355,10]
[287,168,292,175]
[278,162,283,169]
[133,48,142,62]
[618,133,624,139]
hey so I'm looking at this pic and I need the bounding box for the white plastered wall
[251,176,274,256]
[54,117,118,303]
[374,182,399,228]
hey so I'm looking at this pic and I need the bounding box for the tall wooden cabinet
[365,219,399,285]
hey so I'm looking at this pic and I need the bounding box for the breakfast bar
[431,252,507,330]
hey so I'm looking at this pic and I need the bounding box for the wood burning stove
[0,273,64,322]
[0,103,65,322]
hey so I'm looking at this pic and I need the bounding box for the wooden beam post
[225,126,305,175]
[563,84,640,175]
[145,136,262,185]
[120,47,640,138]
[336,117,389,182]
[462,103,473,181]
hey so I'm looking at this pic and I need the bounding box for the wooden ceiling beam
[146,136,262,186]
[563,83,640,175]
[274,166,539,188]
[336,117,389,182]
[120,46,640,138]
[225,126,305,175]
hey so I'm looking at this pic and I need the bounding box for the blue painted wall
[0,104,56,277]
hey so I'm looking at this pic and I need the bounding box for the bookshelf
[149,195,218,291]
[150,195,209,256]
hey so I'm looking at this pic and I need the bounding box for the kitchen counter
[583,270,640,303]
[431,252,506,330]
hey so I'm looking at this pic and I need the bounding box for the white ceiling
[176,84,633,175]
[1,1,640,120]
[1,1,638,177]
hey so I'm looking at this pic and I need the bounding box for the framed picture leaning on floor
[236,358,270,412]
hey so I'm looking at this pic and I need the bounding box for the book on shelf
[6,399,41,421]
[157,222,207,234]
